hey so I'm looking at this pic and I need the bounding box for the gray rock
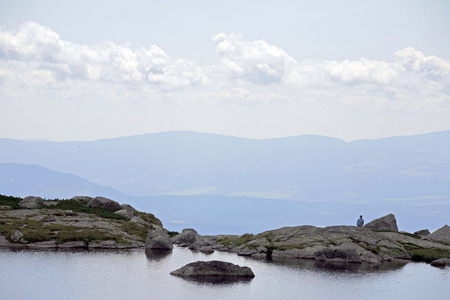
[314,243,362,263]
[18,196,44,209]
[114,209,134,220]
[11,230,26,243]
[414,229,430,237]
[145,229,173,250]
[170,260,255,278]
[425,225,450,245]
[172,228,199,245]
[86,197,121,211]
[430,257,450,267]
[365,213,398,232]
[0,206,12,211]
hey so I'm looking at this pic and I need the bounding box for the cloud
[213,33,297,85]
[1,23,449,112]
[0,22,209,91]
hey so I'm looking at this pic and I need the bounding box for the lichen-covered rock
[170,260,255,278]
[425,225,450,245]
[145,229,173,250]
[365,213,398,232]
[19,196,44,209]
[86,197,121,211]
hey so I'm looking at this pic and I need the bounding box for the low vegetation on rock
[0,194,163,249]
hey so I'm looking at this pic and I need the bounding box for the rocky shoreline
[1,195,450,267]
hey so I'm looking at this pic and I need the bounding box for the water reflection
[145,249,172,260]
[172,275,254,285]
[256,256,408,273]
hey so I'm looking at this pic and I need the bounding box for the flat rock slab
[170,260,255,278]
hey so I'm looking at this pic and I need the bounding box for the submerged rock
[365,213,398,232]
[170,260,255,278]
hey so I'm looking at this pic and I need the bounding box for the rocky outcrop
[145,229,173,250]
[414,229,430,237]
[364,214,398,232]
[424,225,450,245]
[210,225,450,264]
[18,196,44,209]
[170,260,255,278]
[0,196,163,250]
[86,197,121,211]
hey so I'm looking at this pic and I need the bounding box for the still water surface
[1,247,449,300]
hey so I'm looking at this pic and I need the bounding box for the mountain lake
[1,247,449,300]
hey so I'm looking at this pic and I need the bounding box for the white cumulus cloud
[0,22,209,91]
[213,33,297,85]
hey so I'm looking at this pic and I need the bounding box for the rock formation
[170,260,255,278]
[364,213,399,232]
[0,195,163,249]
[208,224,450,264]
[145,229,173,250]
[430,257,450,267]
[86,197,122,211]
[424,225,450,245]
[18,196,44,209]
[414,229,430,237]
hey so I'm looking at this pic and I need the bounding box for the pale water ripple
[0,247,449,300]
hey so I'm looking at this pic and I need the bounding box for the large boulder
[314,243,362,263]
[425,225,450,245]
[170,260,255,278]
[145,229,173,250]
[86,197,121,211]
[414,229,430,237]
[365,213,398,232]
[18,196,44,209]
[172,228,200,245]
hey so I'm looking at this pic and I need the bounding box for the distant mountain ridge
[0,163,127,199]
[0,130,449,198]
[1,130,449,234]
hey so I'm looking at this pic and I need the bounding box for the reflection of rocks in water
[260,257,408,273]
[145,249,172,260]
[175,275,253,285]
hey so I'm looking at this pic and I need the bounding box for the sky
[1,0,449,141]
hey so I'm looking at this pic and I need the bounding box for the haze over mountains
[1,131,449,234]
